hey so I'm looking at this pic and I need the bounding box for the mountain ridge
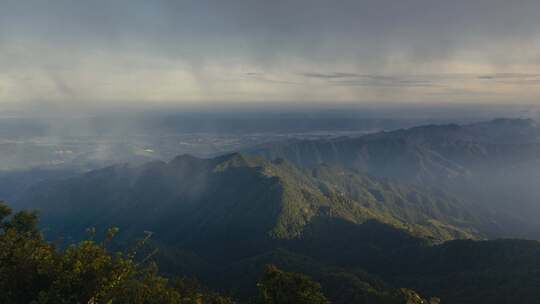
[246,118,540,238]
[16,152,481,247]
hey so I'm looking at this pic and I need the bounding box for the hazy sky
[1,0,540,107]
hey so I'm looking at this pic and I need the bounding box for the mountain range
[248,118,540,238]
[8,118,540,303]
[17,153,481,247]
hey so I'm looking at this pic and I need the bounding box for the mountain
[0,168,75,202]
[247,118,540,238]
[16,153,480,246]
[14,153,478,303]
[247,118,540,183]
[379,238,540,304]
[11,152,540,303]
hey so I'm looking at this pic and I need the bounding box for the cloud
[1,0,540,106]
[302,73,362,79]
[477,73,540,85]
[301,73,449,88]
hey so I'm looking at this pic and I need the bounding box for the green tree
[257,265,329,304]
[0,201,232,304]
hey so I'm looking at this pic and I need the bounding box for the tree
[257,265,329,304]
[0,201,232,304]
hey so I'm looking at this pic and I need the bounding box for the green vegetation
[380,239,540,304]
[18,153,481,247]
[0,201,232,304]
[1,201,440,304]
[247,118,540,239]
[256,265,329,304]
[10,146,540,303]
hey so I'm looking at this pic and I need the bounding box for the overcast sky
[1,0,540,108]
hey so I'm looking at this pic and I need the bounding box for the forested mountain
[0,168,76,203]
[7,150,458,303]
[0,198,440,304]
[7,119,540,303]
[11,151,540,303]
[16,153,479,246]
[248,118,540,238]
[248,118,540,183]
[380,239,540,304]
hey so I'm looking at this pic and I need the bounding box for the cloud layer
[1,0,540,106]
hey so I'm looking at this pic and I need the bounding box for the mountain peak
[212,152,267,169]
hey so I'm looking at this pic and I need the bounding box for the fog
[0,103,534,173]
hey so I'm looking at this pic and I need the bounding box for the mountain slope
[248,118,540,182]
[247,118,540,238]
[379,239,540,304]
[12,152,540,304]
[14,153,478,303]
[17,153,480,248]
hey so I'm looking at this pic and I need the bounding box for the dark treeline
[0,201,438,304]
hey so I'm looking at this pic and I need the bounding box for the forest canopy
[0,201,336,304]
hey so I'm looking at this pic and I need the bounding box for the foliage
[0,201,232,304]
[18,152,479,252]
[13,150,540,303]
[256,265,329,304]
[381,239,540,304]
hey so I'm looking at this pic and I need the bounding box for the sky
[1,0,540,108]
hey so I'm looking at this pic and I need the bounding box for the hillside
[379,239,540,304]
[248,118,540,182]
[13,153,478,303]
[247,118,540,238]
[10,152,540,303]
[17,153,480,247]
